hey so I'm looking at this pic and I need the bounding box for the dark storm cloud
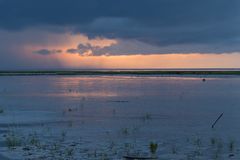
[66,40,240,56]
[0,0,239,53]
[34,49,62,55]
[67,43,104,56]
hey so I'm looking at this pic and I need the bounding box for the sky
[0,0,240,70]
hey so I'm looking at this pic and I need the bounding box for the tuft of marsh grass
[210,137,216,146]
[108,141,115,151]
[141,113,152,122]
[65,148,74,157]
[121,128,129,135]
[229,139,235,152]
[120,127,139,136]
[28,133,40,147]
[68,121,73,127]
[149,141,158,155]
[61,131,67,142]
[124,142,135,154]
[171,145,177,154]
[0,108,4,114]
[193,137,201,147]
[5,132,22,149]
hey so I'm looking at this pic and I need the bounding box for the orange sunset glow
[53,53,240,69]
[19,33,240,69]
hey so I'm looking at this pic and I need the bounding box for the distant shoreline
[1,70,240,76]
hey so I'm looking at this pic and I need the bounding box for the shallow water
[0,75,240,159]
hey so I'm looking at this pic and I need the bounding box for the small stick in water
[211,113,223,128]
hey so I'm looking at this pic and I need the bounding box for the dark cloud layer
[0,0,240,53]
[67,43,104,56]
[34,49,62,55]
